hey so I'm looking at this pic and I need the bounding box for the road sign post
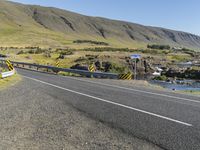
[130,54,141,80]
[134,58,137,80]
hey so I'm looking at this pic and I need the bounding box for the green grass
[167,54,192,62]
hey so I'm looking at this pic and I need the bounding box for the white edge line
[23,75,192,127]
[60,76,200,104]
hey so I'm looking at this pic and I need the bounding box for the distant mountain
[1,0,200,50]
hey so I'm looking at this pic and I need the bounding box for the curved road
[4,68,200,149]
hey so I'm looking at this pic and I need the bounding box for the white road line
[60,76,200,104]
[23,75,192,127]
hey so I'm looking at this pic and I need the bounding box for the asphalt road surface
[3,68,200,150]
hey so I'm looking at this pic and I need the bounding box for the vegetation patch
[175,90,200,96]
[0,74,21,90]
[153,75,167,81]
[56,49,74,59]
[79,47,171,55]
[164,69,200,80]
[2,45,199,78]
[73,40,109,46]
[147,44,171,50]
[167,54,191,62]
[57,71,81,77]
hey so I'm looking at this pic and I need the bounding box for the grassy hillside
[0,1,200,50]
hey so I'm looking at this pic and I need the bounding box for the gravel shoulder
[0,74,21,90]
[0,78,163,150]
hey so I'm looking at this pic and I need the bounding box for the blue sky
[11,0,200,35]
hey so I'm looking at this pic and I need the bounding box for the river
[150,80,200,91]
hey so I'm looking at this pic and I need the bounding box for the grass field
[167,53,192,62]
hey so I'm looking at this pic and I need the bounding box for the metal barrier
[0,60,15,79]
[5,61,119,79]
[0,70,15,78]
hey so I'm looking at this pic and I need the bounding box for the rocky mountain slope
[1,0,200,50]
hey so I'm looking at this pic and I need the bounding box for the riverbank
[149,80,200,95]
[177,90,200,96]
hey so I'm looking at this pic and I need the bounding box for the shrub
[153,75,167,81]
[43,51,51,58]
[147,44,171,50]
[60,50,73,55]
[17,50,24,55]
[27,48,45,54]
[73,40,109,46]
[58,54,65,59]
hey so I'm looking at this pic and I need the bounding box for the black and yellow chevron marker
[88,64,96,72]
[5,60,11,66]
[56,61,60,67]
[119,72,133,80]
[5,60,14,71]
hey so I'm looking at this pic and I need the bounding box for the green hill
[1,0,200,50]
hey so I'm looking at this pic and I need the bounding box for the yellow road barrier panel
[56,60,60,67]
[88,64,96,72]
[119,72,133,80]
[5,60,14,71]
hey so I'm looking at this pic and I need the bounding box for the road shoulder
[0,74,21,90]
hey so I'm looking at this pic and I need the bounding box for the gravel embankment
[0,78,162,150]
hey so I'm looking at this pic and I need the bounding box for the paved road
[0,71,161,150]
[15,69,200,149]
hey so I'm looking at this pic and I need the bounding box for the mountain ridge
[0,0,200,50]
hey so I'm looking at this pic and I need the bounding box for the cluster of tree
[147,44,171,50]
[73,40,109,46]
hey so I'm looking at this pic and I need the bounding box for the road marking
[61,76,200,104]
[23,75,192,127]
